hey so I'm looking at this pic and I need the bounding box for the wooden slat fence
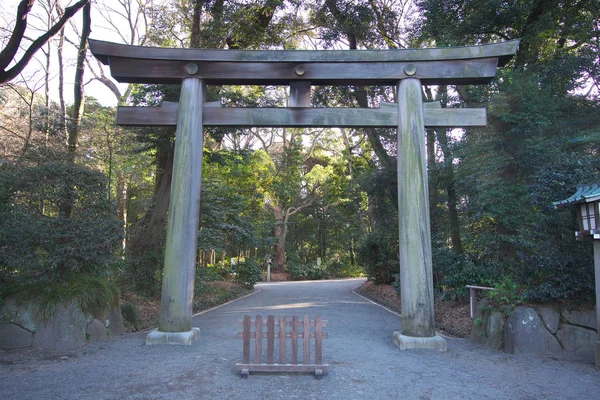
[235,315,328,378]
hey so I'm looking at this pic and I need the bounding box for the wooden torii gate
[89,39,518,349]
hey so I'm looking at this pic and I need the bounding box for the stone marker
[504,307,561,354]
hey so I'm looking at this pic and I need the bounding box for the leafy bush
[323,257,365,278]
[196,265,222,282]
[286,252,328,280]
[356,230,398,284]
[286,251,306,280]
[307,264,329,280]
[391,273,401,297]
[0,163,121,287]
[432,246,502,299]
[488,277,526,315]
[125,249,164,296]
[210,262,234,280]
[233,258,262,288]
[120,303,140,331]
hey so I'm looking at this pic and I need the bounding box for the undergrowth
[2,274,120,321]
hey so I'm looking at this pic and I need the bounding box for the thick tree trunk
[126,132,175,291]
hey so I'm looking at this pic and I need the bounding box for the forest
[1,0,599,326]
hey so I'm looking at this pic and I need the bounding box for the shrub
[233,258,262,288]
[0,163,122,287]
[3,274,121,321]
[286,251,306,280]
[432,246,502,299]
[120,303,140,331]
[323,256,365,278]
[306,264,328,280]
[356,230,398,284]
[391,273,401,297]
[286,252,328,281]
[488,277,526,315]
[196,265,222,282]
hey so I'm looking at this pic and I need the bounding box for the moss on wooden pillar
[157,78,205,334]
[396,78,436,338]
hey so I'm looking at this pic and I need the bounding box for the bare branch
[0,0,35,72]
[0,0,90,84]
[0,124,28,141]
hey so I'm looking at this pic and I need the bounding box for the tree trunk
[273,205,287,272]
[340,128,367,234]
[436,126,463,254]
[56,8,67,140]
[116,171,129,253]
[59,2,90,218]
[67,2,90,158]
[435,86,463,254]
[126,132,175,292]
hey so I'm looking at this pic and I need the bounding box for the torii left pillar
[146,76,205,345]
[393,77,446,351]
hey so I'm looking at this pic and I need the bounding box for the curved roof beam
[88,39,519,86]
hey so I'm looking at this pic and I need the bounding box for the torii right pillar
[393,76,447,351]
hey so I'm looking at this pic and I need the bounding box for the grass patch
[193,282,252,313]
[4,274,120,321]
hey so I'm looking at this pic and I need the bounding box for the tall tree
[415,0,600,299]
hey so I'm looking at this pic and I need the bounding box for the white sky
[2,0,596,110]
[1,0,136,107]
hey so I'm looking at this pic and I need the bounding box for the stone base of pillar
[595,340,600,368]
[146,327,200,346]
[392,331,447,351]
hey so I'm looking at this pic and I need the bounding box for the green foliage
[357,230,398,285]
[199,150,275,257]
[324,258,365,278]
[120,303,140,331]
[0,306,15,324]
[0,163,122,287]
[196,266,222,282]
[286,252,328,281]
[125,249,164,297]
[432,246,502,298]
[413,0,600,303]
[14,274,120,322]
[488,278,526,315]
[391,273,401,298]
[233,259,262,288]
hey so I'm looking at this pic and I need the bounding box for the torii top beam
[88,39,520,86]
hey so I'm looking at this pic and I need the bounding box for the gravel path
[1,278,599,399]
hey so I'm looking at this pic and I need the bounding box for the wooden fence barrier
[235,315,328,378]
[466,285,496,319]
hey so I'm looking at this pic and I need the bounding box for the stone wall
[471,299,597,355]
[0,298,125,350]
